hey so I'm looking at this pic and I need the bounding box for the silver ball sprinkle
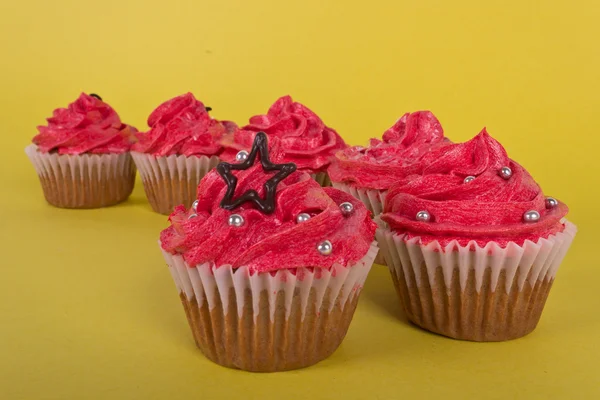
[339,201,354,215]
[296,213,311,223]
[523,210,541,223]
[416,210,431,222]
[317,240,333,256]
[499,166,513,180]
[192,200,199,211]
[235,150,249,162]
[464,176,476,183]
[228,214,245,227]
[545,197,558,209]
[188,213,198,220]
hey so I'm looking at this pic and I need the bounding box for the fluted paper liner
[161,241,378,372]
[131,152,219,215]
[25,144,135,209]
[376,221,577,341]
[311,172,331,187]
[332,182,387,217]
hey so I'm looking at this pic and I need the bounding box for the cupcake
[25,93,137,209]
[376,129,577,341]
[328,111,447,216]
[160,132,378,372]
[220,95,347,186]
[132,93,237,215]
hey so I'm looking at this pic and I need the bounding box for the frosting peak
[132,93,237,157]
[382,110,444,147]
[381,129,569,246]
[328,111,448,189]
[220,96,347,173]
[33,93,135,155]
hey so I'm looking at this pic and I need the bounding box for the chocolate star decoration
[216,131,296,214]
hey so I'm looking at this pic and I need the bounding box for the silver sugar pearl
[188,213,198,219]
[499,166,513,180]
[464,176,476,183]
[228,214,245,227]
[192,200,199,211]
[235,150,249,162]
[317,240,333,256]
[545,197,558,209]
[416,210,431,222]
[339,201,354,215]
[523,210,541,223]
[296,213,311,223]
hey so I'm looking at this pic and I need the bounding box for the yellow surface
[1,0,599,399]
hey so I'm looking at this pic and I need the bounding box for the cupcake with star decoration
[131,93,237,215]
[328,110,448,216]
[160,132,378,372]
[220,95,347,186]
[25,93,137,208]
[376,129,576,341]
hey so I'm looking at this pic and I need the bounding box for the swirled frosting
[220,96,347,173]
[132,93,237,157]
[33,93,135,155]
[381,129,568,247]
[328,111,448,190]
[160,161,376,273]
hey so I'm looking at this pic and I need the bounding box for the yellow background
[1,0,599,399]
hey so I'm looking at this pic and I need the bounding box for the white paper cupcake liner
[160,241,378,371]
[377,221,576,293]
[311,171,332,187]
[162,241,378,321]
[25,144,136,208]
[331,182,386,216]
[131,152,220,214]
[375,221,577,341]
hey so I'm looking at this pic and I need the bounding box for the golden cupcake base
[179,288,360,372]
[391,264,553,341]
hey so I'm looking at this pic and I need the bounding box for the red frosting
[33,93,135,155]
[160,161,376,274]
[220,96,347,173]
[381,129,568,247]
[328,111,448,190]
[132,93,237,157]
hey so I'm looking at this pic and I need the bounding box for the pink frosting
[132,93,237,157]
[220,96,347,173]
[160,161,376,274]
[33,93,135,155]
[328,111,448,190]
[381,129,568,247]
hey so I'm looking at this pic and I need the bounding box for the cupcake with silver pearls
[159,132,377,372]
[376,129,576,342]
[328,110,449,216]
